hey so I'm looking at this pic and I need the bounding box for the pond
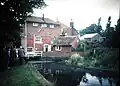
[34,62,119,86]
[80,73,116,86]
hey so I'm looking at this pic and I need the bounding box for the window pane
[50,25,54,28]
[33,23,38,26]
[41,24,47,28]
[36,36,40,41]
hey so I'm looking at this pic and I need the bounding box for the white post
[25,20,27,53]
[33,34,36,52]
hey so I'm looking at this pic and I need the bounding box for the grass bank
[0,64,53,86]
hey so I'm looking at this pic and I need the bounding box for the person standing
[7,47,11,68]
[10,46,18,66]
[18,46,27,65]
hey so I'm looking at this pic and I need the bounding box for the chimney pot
[42,14,44,21]
[70,19,74,28]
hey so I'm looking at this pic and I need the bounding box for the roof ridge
[26,16,57,24]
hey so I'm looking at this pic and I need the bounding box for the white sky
[33,0,120,30]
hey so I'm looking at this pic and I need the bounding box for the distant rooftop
[26,16,58,24]
[80,33,99,40]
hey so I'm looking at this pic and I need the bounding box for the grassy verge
[0,64,53,86]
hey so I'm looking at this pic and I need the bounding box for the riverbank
[0,64,53,86]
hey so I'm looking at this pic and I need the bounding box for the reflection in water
[34,63,118,86]
[79,73,116,86]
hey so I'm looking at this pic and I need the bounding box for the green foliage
[66,48,119,70]
[75,17,119,70]
[0,0,47,71]
[0,0,47,47]
[111,18,120,48]
[79,24,103,36]
[65,54,84,66]
[94,48,119,68]
[79,17,103,36]
[0,64,52,86]
[79,24,97,36]
[102,17,120,48]
[72,42,84,51]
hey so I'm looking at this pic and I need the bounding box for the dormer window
[50,24,54,28]
[41,24,47,28]
[33,23,38,27]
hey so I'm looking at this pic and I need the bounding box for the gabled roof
[80,33,99,40]
[56,20,78,35]
[53,36,76,45]
[56,21,69,28]
[26,16,58,24]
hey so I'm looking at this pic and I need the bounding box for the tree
[103,16,119,48]
[95,17,103,35]
[79,17,103,36]
[112,18,120,48]
[79,24,97,36]
[0,0,46,71]
[96,17,119,69]
[0,0,46,47]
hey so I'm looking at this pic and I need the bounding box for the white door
[48,45,51,51]
[43,44,51,52]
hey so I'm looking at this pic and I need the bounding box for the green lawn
[0,64,53,86]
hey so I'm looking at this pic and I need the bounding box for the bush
[65,48,119,70]
[66,53,84,66]
[91,48,119,69]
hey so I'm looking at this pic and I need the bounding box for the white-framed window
[65,33,68,36]
[33,23,38,27]
[41,24,47,28]
[35,36,42,43]
[55,46,62,51]
[50,24,54,28]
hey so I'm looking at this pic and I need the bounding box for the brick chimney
[70,19,74,35]
[70,19,74,28]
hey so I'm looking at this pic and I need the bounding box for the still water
[34,63,119,86]
[80,73,116,86]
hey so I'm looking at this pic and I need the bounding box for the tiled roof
[56,21,69,28]
[57,21,79,35]
[53,36,76,45]
[26,16,58,24]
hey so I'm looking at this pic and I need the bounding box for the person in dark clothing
[18,46,27,65]
[8,48,11,67]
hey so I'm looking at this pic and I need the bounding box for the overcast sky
[33,0,120,30]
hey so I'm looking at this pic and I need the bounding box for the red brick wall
[35,43,43,51]
[26,22,78,38]
[27,35,34,47]
[26,21,78,52]
[61,46,72,53]
[71,37,79,49]
[53,46,71,52]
